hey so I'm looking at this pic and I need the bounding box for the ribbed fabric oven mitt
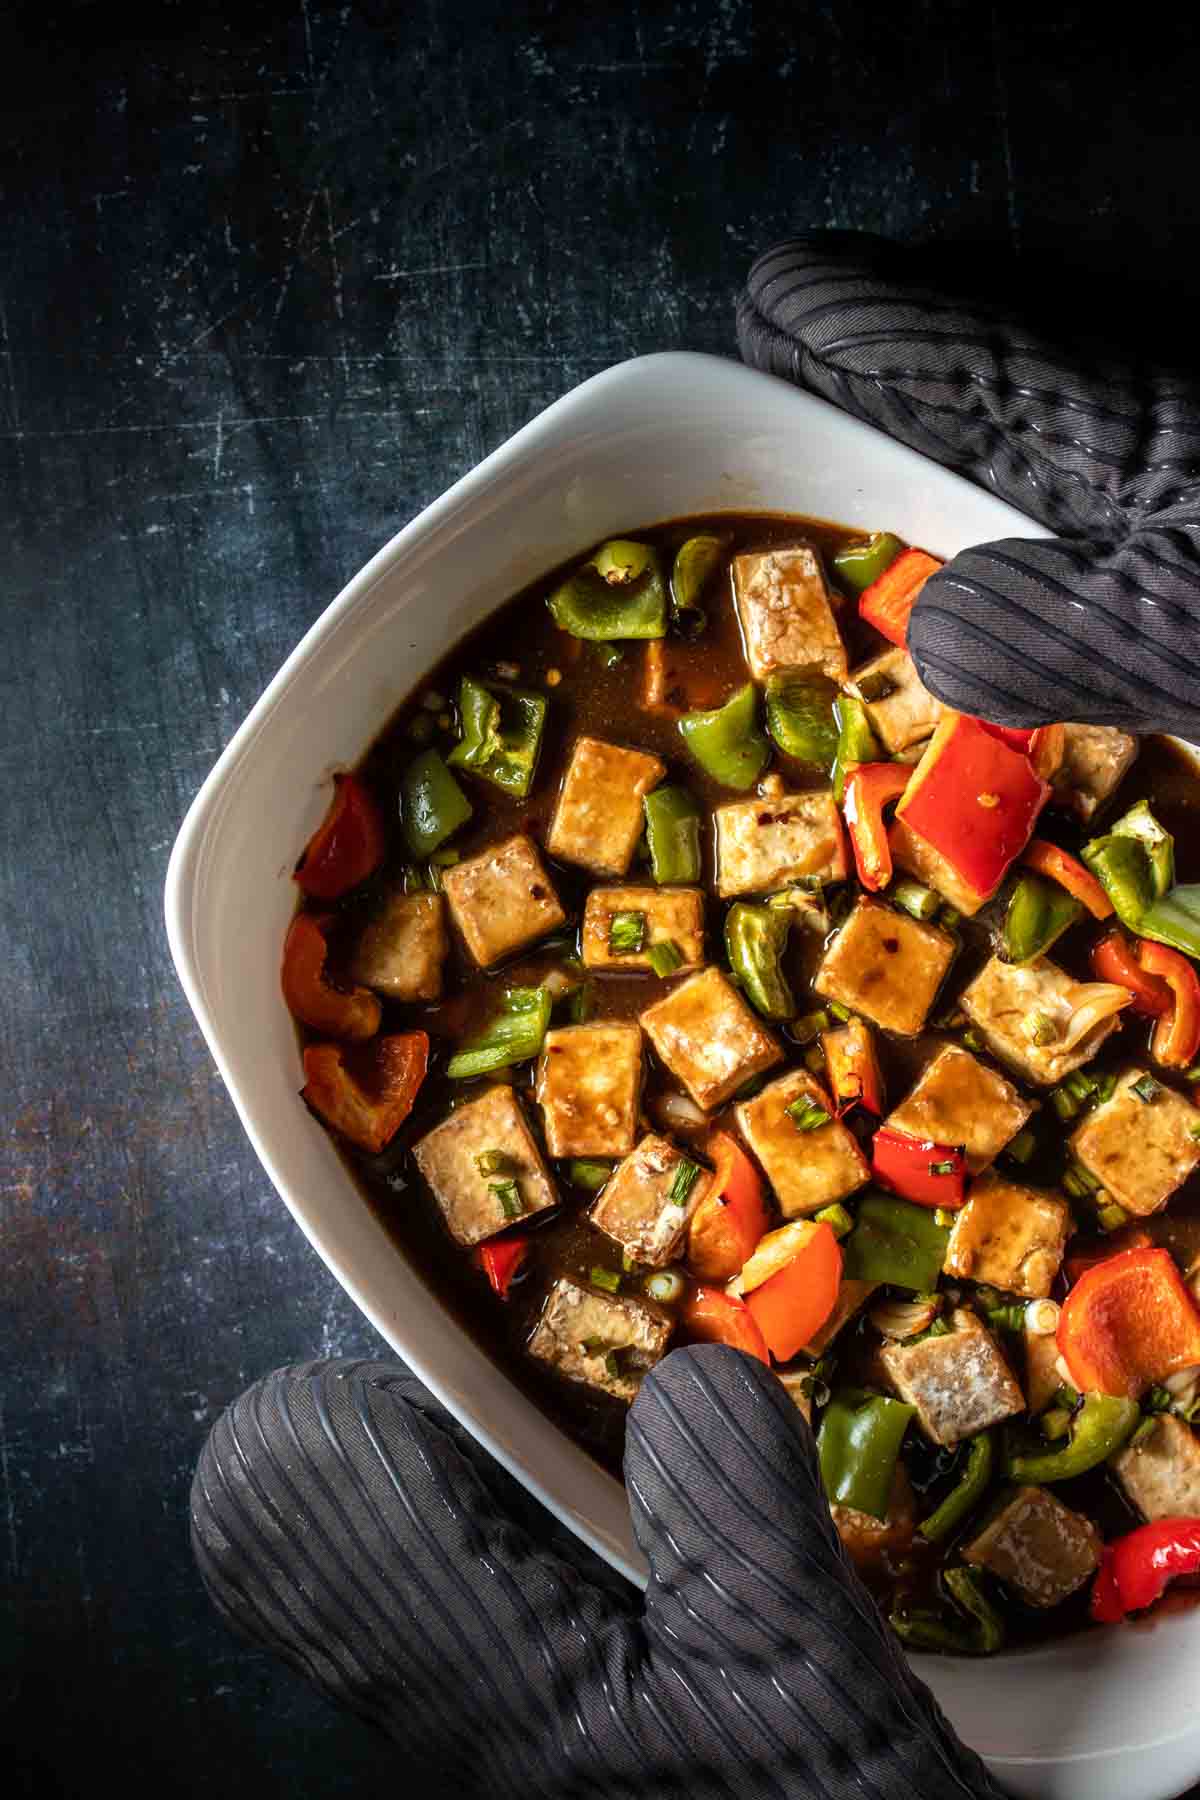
[192,1347,1002,1798]
[737,231,1200,737]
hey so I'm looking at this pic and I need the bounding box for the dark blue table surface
[5,3,1200,1794]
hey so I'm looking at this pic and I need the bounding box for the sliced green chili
[447,675,547,798]
[678,682,770,789]
[1005,1392,1139,1483]
[841,1193,951,1292]
[547,539,668,640]
[724,902,795,1020]
[919,1432,995,1544]
[1002,873,1084,966]
[643,784,702,885]
[447,986,552,1079]
[400,748,474,857]
[832,531,904,594]
[764,673,839,765]
[832,695,880,803]
[648,939,685,978]
[818,1388,917,1520]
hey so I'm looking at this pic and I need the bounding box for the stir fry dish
[282,514,1200,1654]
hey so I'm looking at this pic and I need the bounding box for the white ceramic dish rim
[166,351,1200,1800]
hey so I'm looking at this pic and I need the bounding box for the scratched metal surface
[4,3,1200,1796]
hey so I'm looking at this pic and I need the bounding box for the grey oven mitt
[192,1346,1002,1798]
[736,231,1200,738]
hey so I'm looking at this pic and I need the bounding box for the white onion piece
[868,1296,940,1340]
[651,1091,708,1132]
[1024,1298,1061,1336]
[1058,982,1133,1051]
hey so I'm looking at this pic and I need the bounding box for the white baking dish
[165,351,1200,1800]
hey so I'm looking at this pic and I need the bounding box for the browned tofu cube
[1069,1069,1200,1217]
[412,1084,558,1247]
[814,898,956,1036]
[535,1022,643,1158]
[1114,1414,1200,1522]
[880,1308,1025,1446]
[442,834,566,967]
[959,954,1127,1087]
[547,735,666,876]
[885,1045,1033,1174]
[943,1174,1072,1299]
[831,1467,916,1571]
[846,646,942,754]
[963,1486,1101,1608]
[1052,723,1138,822]
[889,816,990,917]
[527,1277,672,1403]
[581,885,706,973]
[590,1133,714,1267]
[348,889,449,1001]
[640,967,783,1111]
[714,789,847,898]
[732,545,847,682]
[734,1069,870,1218]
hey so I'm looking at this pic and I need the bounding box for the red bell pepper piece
[858,547,942,647]
[680,1284,770,1364]
[821,1014,884,1115]
[871,1126,967,1209]
[743,1222,843,1364]
[281,912,382,1040]
[301,1031,429,1153]
[1090,1519,1200,1623]
[686,1130,770,1283]
[976,725,1064,780]
[1022,838,1114,920]
[1057,1246,1200,1398]
[294,773,386,900]
[1089,929,1171,1018]
[896,713,1051,903]
[475,1235,529,1299]
[1138,939,1200,1069]
[843,762,910,892]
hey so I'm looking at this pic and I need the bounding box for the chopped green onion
[668,1159,702,1204]
[985,1303,1028,1334]
[1051,1086,1082,1122]
[786,1095,832,1132]
[933,1208,957,1229]
[1061,1169,1090,1200]
[648,939,685,978]
[1098,1201,1130,1233]
[569,1159,615,1193]
[790,1009,832,1045]
[891,879,941,922]
[1144,1385,1173,1414]
[925,1317,952,1338]
[1025,1011,1059,1048]
[929,1159,957,1176]
[827,1001,852,1022]
[475,1149,514,1177]
[1067,1160,1102,1193]
[609,910,647,954]
[1094,1071,1118,1104]
[939,906,961,929]
[1065,1069,1098,1100]
[814,1203,853,1240]
[590,1265,622,1294]
[1004,1127,1036,1165]
[645,1269,686,1304]
[961,1029,984,1054]
[1132,1073,1163,1104]
[490,1180,524,1220]
[1129,1415,1158,1447]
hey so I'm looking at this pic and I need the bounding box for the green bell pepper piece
[842,1192,951,1292]
[1005,1391,1139,1483]
[832,531,904,594]
[831,694,880,803]
[547,539,668,640]
[724,903,795,1020]
[764,673,840,765]
[890,1567,1004,1656]
[918,1432,994,1543]
[678,683,770,790]
[818,1387,917,1520]
[447,986,552,1079]
[643,785,702,884]
[1141,884,1200,961]
[1080,832,1157,932]
[447,675,547,798]
[400,749,474,857]
[1111,797,1174,899]
[670,533,729,633]
[1002,873,1084,966]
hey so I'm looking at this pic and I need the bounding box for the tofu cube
[732,545,847,682]
[527,1277,672,1404]
[880,1307,1025,1446]
[590,1133,715,1267]
[1069,1069,1200,1217]
[831,1466,916,1572]
[442,834,566,968]
[889,816,990,917]
[412,1084,558,1247]
[846,646,942,754]
[1114,1414,1200,1522]
[735,1069,870,1218]
[581,885,706,973]
[959,954,1126,1088]
[535,1022,643,1158]
[805,1279,878,1355]
[943,1174,1072,1299]
[963,1486,1101,1608]
[1052,723,1138,822]
[547,735,666,877]
[885,1045,1034,1174]
[714,789,847,898]
[814,898,956,1037]
[640,966,783,1111]
[348,889,449,1001]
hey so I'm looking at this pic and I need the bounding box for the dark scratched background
[5,3,1200,1794]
